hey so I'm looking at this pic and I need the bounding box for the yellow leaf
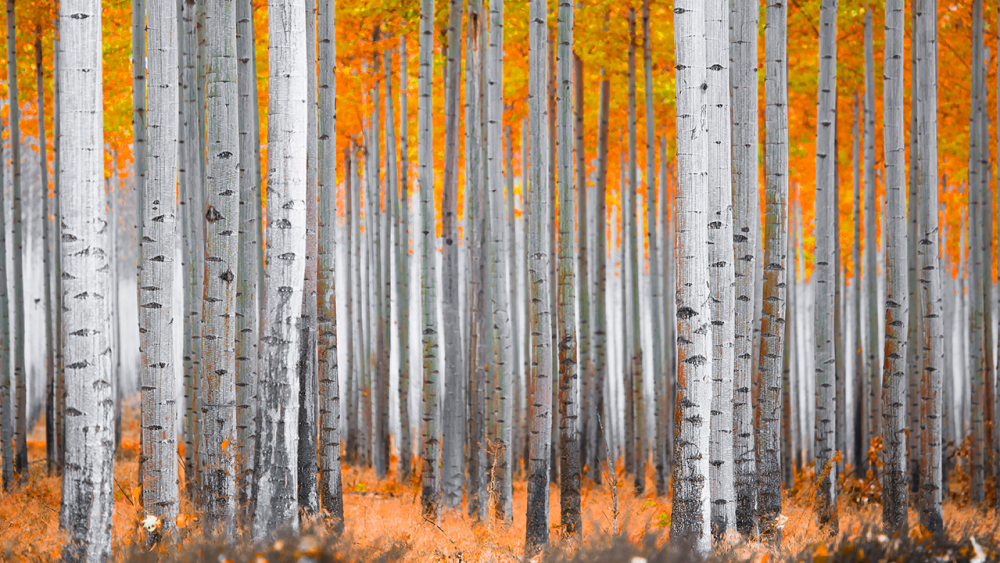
[221,440,230,451]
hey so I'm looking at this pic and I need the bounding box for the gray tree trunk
[625,9,644,494]
[906,1,922,494]
[57,0,116,557]
[440,0,466,509]
[813,0,838,531]
[555,0,579,534]
[525,0,553,551]
[671,0,712,553]
[757,0,788,542]
[968,0,985,503]
[916,0,942,530]
[397,36,412,482]
[852,92,865,475]
[317,0,342,529]
[53,27,64,471]
[139,0,180,537]
[38,36,56,476]
[882,0,910,534]
[590,73,609,485]
[731,0,758,536]
[297,0,320,512]
[235,0,261,511]
[418,0,441,520]
[0,105,9,490]
[251,0,308,538]
[706,0,735,537]
[864,10,880,459]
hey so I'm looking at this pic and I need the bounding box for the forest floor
[3,405,1000,562]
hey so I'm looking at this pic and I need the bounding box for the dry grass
[3,407,1000,562]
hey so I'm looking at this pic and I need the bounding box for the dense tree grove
[2,0,1000,558]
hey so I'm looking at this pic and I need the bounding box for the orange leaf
[221,440,230,451]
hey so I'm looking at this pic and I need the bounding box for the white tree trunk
[251,0,308,539]
[671,0,712,554]
[57,1,115,558]
[864,10,880,457]
[882,0,910,534]
[139,0,180,536]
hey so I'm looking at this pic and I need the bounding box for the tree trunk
[57,1,116,557]
[6,0,26,482]
[906,1,922,495]
[317,0,342,529]
[53,26,64,471]
[251,0,308,538]
[440,0,466,509]
[235,0,261,511]
[139,0,180,537]
[555,0,579,534]
[671,0,712,553]
[757,0,788,543]
[882,0,910,534]
[731,0,758,536]
[418,0,441,520]
[813,0,838,531]
[969,0,986,506]
[916,0,942,529]
[706,0,736,537]
[525,0,553,551]
[200,0,241,533]
[590,73,609,485]
[576,56,594,501]
[0,105,9,490]
[487,0,513,523]
[864,10,880,463]
[397,36,412,483]
[297,0,320,512]
[852,92,865,476]
[661,138,676,490]
[346,146,361,465]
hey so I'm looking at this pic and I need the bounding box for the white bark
[671,0,712,554]
[251,0,308,539]
[57,1,115,559]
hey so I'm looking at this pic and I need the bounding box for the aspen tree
[317,0,343,528]
[671,0,712,553]
[441,0,466,508]
[575,54,592,496]
[235,0,261,509]
[251,0,308,538]
[732,0,759,535]
[139,0,180,536]
[968,0,986,505]
[525,0,554,550]
[297,0,320,510]
[591,71,610,485]
[344,149,356,466]
[625,8,644,493]
[882,0,910,533]
[58,0,116,557]
[706,0,736,536]
[916,0,943,530]
[814,0,839,530]
[757,0,789,542]
[0,108,9,490]
[397,36,412,482]
[852,93,865,474]
[53,27,64,471]
[419,0,441,520]
[906,3,921,493]
[487,0,514,523]
[38,35,56,475]
[864,10,880,451]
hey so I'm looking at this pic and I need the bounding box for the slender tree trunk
[576,57,593,500]
[852,92,866,476]
[297,0,320,512]
[906,2,922,494]
[440,0,466,509]
[0,107,9,490]
[706,0,736,537]
[555,0,579,534]
[52,26,64,471]
[486,0,513,523]
[731,0,758,535]
[882,0,910,534]
[864,10,880,463]
[969,0,986,505]
[235,0,261,511]
[590,73,609,485]
[662,139,676,489]
[916,0,942,530]
[6,0,26,481]
[418,0,441,520]
[57,0,116,557]
[317,0,342,529]
[813,0,839,531]
[343,149,356,467]
[671,0,712,553]
[525,0,553,551]
[139,0,180,538]
[251,0,308,538]
[757,0,789,543]
[397,36,412,482]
